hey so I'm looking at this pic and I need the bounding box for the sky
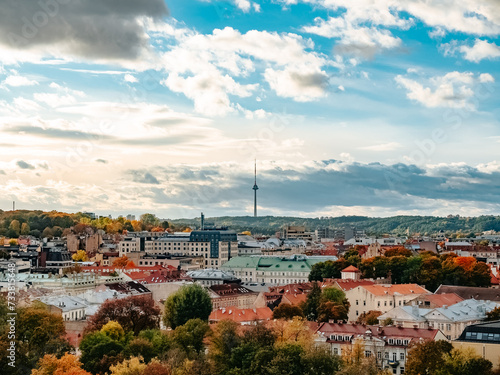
[0,0,499,219]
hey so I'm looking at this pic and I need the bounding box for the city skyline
[0,0,499,218]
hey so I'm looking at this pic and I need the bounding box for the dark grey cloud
[17,160,35,170]
[125,160,500,214]
[290,71,329,89]
[0,0,168,60]
[5,125,115,141]
[130,171,160,184]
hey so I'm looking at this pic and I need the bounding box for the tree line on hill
[170,214,500,236]
[2,283,498,375]
[309,248,491,292]
[0,210,192,240]
[3,210,500,239]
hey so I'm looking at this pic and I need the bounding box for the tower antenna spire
[252,160,259,217]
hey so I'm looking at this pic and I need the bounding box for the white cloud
[460,39,500,62]
[303,15,402,59]
[2,74,39,87]
[124,74,138,83]
[395,71,494,109]
[264,67,329,101]
[360,142,402,151]
[158,26,331,115]
[294,0,500,36]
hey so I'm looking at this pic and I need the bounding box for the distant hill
[169,215,500,236]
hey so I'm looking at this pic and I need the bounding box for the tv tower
[252,160,259,217]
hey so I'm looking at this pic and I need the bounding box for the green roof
[222,255,334,272]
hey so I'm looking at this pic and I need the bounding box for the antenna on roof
[253,159,259,217]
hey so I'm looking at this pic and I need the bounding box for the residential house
[345,284,430,322]
[453,320,500,368]
[378,299,499,340]
[315,322,447,375]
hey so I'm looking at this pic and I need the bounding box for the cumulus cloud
[2,74,38,87]
[442,39,500,63]
[0,0,168,64]
[157,26,331,114]
[303,16,402,59]
[395,71,494,109]
[291,0,500,36]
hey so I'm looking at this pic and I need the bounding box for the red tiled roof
[361,284,429,296]
[282,293,307,305]
[330,279,375,291]
[209,307,273,323]
[316,322,440,343]
[342,265,360,273]
[424,293,464,307]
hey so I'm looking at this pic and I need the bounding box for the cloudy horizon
[0,0,499,219]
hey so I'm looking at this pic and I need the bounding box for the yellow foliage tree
[271,316,313,349]
[108,356,146,375]
[72,250,88,262]
[31,353,91,375]
[101,321,125,341]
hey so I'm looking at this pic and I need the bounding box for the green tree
[163,284,212,329]
[172,318,210,355]
[303,282,321,321]
[140,214,160,230]
[317,287,349,322]
[80,331,125,374]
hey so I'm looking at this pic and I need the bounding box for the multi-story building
[208,283,258,310]
[453,320,500,369]
[378,299,500,340]
[315,322,447,375]
[280,226,313,241]
[345,284,430,322]
[221,255,337,284]
[118,228,238,269]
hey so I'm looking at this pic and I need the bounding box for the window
[334,348,338,355]
[363,301,366,306]
[384,301,387,306]
[365,351,371,358]
[393,353,397,361]
[400,353,404,360]
[377,351,382,359]
[356,300,359,305]
[446,324,451,331]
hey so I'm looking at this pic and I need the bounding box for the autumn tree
[356,311,382,325]
[113,256,130,268]
[486,306,500,321]
[108,356,147,375]
[31,353,92,375]
[317,287,349,323]
[272,303,305,320]
[384,247,412,257]
[86,295,161,335]
[8,219,20,237]
[72,250,88,262]
[163,284,212,329]
[208,320,241,374]
[21,222,30,235]
[406,340,453,375]
[140,214,160,231]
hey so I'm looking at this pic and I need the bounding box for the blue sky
[0,0,499,219]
